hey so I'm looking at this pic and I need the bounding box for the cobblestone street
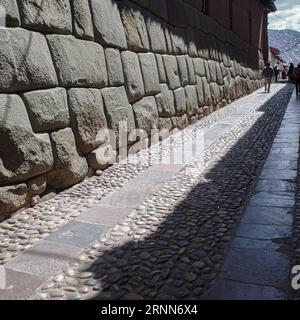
[0,83,298,300]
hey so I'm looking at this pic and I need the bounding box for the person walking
[288,63,295,83]
[293,64,300,96]
[274,65,280,82]
[262,62,274,93]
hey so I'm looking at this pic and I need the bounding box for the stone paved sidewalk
[210,91,300,300]
[0,84,294,300]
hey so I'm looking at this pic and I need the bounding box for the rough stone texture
[22,88,69,133]
[47,35,107,88]
[194,58,206,77]
[0,95,53,185]
[70,0,94,40]
[185,85,199,117]
[196,76,205,107]
[121,51,145,102]
[0,0,20,26]
[105,48,124,87]
[19,0,72,34]
[163,55,181,90]
[47,128,88,190]
[90,0,127,49]
[186,56,197,84]
[133,96,159,135]
[27,175,47,196]
[177,55,189,87]
[87,144,117,171]
[156,54,167,83]
[170,27,187,54]
[174,87,187,115]
[0,28,57,93]
[202,77,212,106]
[155,84,175,117]
[68,88,108,155]
[0,184,29,217]
[158,118,173,131]
[101,86,136,136]
[171,114,189,130]
[145,13,167,53]
[139,53,161,95]
[120,1,149,51]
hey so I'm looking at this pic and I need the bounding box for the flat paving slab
[0,268,45,300]
[45,221,108,248]
[6,241,83,278]
[209,279,287,300]
[241,206,293,226]
[219,247,290,289]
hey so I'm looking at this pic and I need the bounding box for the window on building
[229,0,234,30]
[202,0,209,14]
[249,10,252,44]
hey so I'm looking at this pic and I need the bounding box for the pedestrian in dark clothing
[288,63,295,83]
[261,62,274,93]
[274,65,280,82]
[293,64,300,96]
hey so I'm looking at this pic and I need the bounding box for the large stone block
[156,54,167,83]
[139,53,160,95]
[186,56,196,84]
[185,28,198,57]
[133,96,159,135]
[193,58,206,77]
[174,87,187,115]
[196,76,205,106]
[22,88,69,133]
[202,77,212,106]
[208,60,217,83]
[209,82,220,105]
[0,184,29,218]
[101,86,135,135]
[68,88,109,155]
[19,0,72,34]
[145,13,167,53]
[121,51,145,103]
[0,28,57,93]
[155,84,175,117]
[47,34,107,88]
[163,55,181,90]
[70,0,94,40]
[47,128,88,190]
[170,27,187,54]
[177,55,189,87]
[0,94,53,185]
[87,144,117,171]
[185,85,199,117]
[90,0,127,49]
[105,48,124,86]
[0,0,20,26]
[120,1,149,51]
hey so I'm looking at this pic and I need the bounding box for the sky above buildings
[268,0,300,30]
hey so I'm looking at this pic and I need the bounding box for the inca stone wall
[0,0,264,220]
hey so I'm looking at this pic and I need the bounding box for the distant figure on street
[288,63,295,83]
[293,64,300,96]
[262,62,274,93]
[274,65,280,82]
[282,68,287,80]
